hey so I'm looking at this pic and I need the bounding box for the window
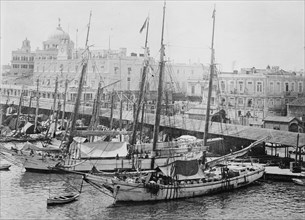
[238,98,244,105]
[247,99,253,107]
[211,97,215,105]
[291,82,295,92]
[114,67,119,74]
[268,99,274,107]
[229,97,235,106]
[298,82,303,93]
[127,77,131,90]
[273,125,280,130]
[238,81,244,93]
[201,86,204,95]
[191,85,195,95]
[247,81,254,93]
[220,81,225,92]
[256,82,263,93]
[220,98,226,106]
[257,99,263,107]
[269,82,274,93]
[229,81,235,93]
[285,82,289,92]
[128,67,132,75]
[276,82,281,93]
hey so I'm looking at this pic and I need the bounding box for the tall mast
[131,16,150,146]
[61,79,68,129]
[89,81,101,130]
[28,95,32,121]
[68,11,92,143]
[52,76,58,121]
[109,91,114,130]
[53,100,61,137]
[34,78,40,133]
[15,89,24,131]
[203,7,216,146]
[151,2,166,168]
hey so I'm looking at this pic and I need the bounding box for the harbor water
[1,164,305,220]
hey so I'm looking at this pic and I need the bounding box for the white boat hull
[84,164,265,202]
[22,154,200,173]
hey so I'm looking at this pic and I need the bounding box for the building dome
[48,25,70,41]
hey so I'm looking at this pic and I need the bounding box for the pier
[1,91,305,148]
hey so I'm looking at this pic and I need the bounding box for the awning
[79,141,128,158]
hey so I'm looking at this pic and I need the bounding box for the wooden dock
[264,166,305,181]
[1,94,305,148]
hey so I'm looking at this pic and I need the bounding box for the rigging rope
[83,177,115,198]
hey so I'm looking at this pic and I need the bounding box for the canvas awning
[158,159,205,180]
[79,141,128,158]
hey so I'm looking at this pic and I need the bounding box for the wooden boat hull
[23,153,201,173]
[47,193,80,206]
[84,164,265,202]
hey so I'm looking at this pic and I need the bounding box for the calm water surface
[1,163,305,220]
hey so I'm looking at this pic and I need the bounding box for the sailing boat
[81,5,267,203]
[20,11,205,174]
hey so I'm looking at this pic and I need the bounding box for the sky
[1,0,304,72]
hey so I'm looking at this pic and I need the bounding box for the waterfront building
[31,23,208,107]
[262,116,303,132]
[287,97,305,127]
[217,67,305,124]
[3,38,35,85]
[186,66,305,125]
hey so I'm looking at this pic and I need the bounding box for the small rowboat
[0,164,11,170]
[47,193,80,206]
[292,178,305,186]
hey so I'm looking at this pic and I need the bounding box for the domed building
[36,22,74,61]
[43,24,70,50]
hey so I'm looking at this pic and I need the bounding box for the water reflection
[1,167,305,220]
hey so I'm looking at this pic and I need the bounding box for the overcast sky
[1,0,304,72]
